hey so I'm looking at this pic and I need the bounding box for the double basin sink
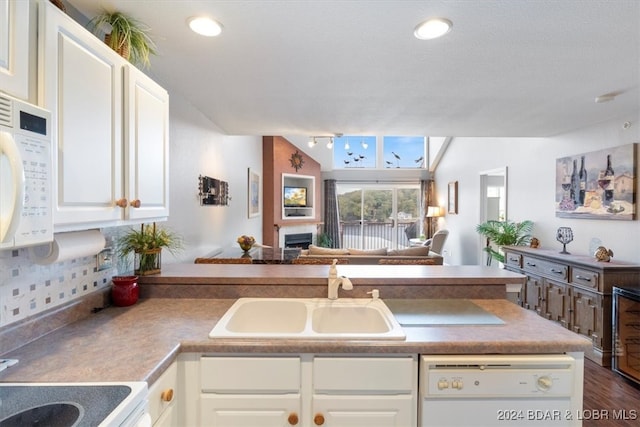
[209,298,406,340]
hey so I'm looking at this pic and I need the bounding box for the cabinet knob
[287,412,299,425]
[160,388,174,402]
[130,199,142,208]
[314,414,325,425]
[115,198,128,208]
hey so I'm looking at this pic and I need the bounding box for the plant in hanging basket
[87,10,157,68]
[116,223,182,275]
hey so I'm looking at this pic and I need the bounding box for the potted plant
[475,220,533,266]
[316,232,333,248]
[87,10,157,68]
[116,223,182,275]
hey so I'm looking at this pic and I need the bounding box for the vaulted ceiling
[67,0,639,138]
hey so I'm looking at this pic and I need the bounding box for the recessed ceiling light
[188,16,223,37]
[414,18,452,40]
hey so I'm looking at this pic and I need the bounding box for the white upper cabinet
[38,2,169,230]
[0,0,32,100]
[39,1,124,228]
[124,64,169,221]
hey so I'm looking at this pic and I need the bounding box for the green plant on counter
[88,10,157,68]
[116,223,182,274]
[475,220,533,265]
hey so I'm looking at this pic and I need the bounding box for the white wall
[161,93,262,263]
[434,116,640,265]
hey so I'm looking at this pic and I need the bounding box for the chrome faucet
[328,259,353,300]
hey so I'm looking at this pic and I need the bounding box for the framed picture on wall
[248,168,261,218]
[448,181,458,214]
[555,143,636,220]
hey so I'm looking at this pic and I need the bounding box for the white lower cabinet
[198,354,417,427]
[200,356,301,426]
[148,361,179,427]
[312,357,417,426]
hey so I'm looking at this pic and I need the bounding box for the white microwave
[0,92,53,250]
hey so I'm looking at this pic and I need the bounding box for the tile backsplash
[0,232,117,328]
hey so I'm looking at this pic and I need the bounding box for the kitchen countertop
[0,297,591,386]
[139,264,527,285]
[136,264,526,300]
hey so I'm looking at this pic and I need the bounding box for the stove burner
[1,403,81,427]
[0,384,143,427]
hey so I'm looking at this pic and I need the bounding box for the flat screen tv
[284,186,307,207]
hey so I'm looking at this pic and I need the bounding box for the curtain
[323,179,341,248]
[421,179,436,238]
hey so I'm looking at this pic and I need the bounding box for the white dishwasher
[420,354,583,427]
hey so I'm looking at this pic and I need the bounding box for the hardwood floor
[583,359,640,427]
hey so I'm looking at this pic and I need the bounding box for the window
[382,136,425,168]
[337,184,421,249]
[333,136,376,169]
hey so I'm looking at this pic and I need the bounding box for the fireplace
[284,233,313,249]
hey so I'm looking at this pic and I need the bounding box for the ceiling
[66,0,639,139]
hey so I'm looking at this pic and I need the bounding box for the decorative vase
[111,276,139,306]
[556,227,574,254]
[238,242,252,252]
[134,248,162,275]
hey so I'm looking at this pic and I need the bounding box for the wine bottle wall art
[555,144,636,220]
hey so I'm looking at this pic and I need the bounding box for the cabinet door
[571,288,607,350]
[543,279,570,327]
[39,2,125,228]
[200,394,300,427]
[124,65,169,221]
[154,404,178,427]
[523,273,544,313]
[312,395,415,426]
[312,357,417,426]
[148,362,178,426]
[0,0,30,100]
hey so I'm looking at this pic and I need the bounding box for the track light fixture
[307,134,342,149]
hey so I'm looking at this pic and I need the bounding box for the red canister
[111,276,139,306]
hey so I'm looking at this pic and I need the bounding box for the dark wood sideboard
[502,245,640,366]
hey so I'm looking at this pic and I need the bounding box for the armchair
[423,229,449,255]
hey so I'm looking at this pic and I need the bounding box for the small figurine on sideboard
[594,246,614,262]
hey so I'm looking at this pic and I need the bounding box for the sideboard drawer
[571,267,600,291]
[523,256,568,281]
[504,251,522,268]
